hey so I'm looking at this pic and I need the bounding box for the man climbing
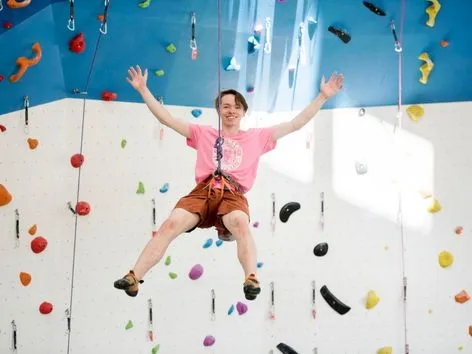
[114,65,344,300]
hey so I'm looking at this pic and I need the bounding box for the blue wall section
[0,0,471,116]
[0,5,65,115]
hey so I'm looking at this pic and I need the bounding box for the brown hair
[214,89,248,112]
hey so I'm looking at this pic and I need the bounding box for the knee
[157,216,181,238]
[225,211,250,234]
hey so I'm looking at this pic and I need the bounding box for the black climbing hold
[279,202,300,223]
[328,26,351,44]
[313,242,329,257]
[276,342,299,354]
[320,285,351,315]
[363,1,386,16]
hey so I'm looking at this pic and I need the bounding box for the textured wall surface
[0,0,471,116]
[0,98,470,353]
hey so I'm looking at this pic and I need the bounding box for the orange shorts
[174,176,250,241]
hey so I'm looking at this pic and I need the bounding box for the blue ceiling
[0,0,470,116]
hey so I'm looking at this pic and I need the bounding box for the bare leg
[114,208,199,296]
[133,208,200,280]
[221,210,257,278]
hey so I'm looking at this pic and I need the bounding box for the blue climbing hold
[215,239,223,247]
[191,109,202,118]
[159,183,169,193]
[203,238,213,248]
[227,304,235,315]
[257,262,264,268]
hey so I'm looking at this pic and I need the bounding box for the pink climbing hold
[203,335,215,347]
[189,264,204,280]
[236,301,248,315]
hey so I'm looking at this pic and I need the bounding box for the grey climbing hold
[355,161,368,174]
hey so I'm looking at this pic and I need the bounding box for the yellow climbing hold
[419,52,434,84]
[377,347,392,354]
[406,105,424,122]
[427,198,441,213]
[425,0,441,27]
[438,250,454,268]
[366,290,380,309]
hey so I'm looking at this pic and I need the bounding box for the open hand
[126,65,148,93]
[320,72,344,98]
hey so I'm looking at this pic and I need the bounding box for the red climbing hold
[101,91,117,101]
[31,236,48,254]
[70,153,84,168]
[0,124,6,132]
[69,33,86,53]
[39,301,53,314]
[0,75,4,82]
[3,21,13,30]
[76,201,91,216]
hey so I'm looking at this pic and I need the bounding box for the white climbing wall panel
[0,98,471,354]
[0,102,83,353]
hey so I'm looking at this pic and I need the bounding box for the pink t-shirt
[186,123,277,193]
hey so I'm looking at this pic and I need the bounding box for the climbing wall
[0,101,82,353]
[1,97,471,353]
[1,0,471,353]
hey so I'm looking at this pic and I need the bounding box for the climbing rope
[66,1,111,353]
[393,0,408,352]
[213,0,224,177]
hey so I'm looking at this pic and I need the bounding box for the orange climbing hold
[9,42,42,83]
[27,138,38,149]
[455,290,470,304]
[7,0,31,9]
[28,224,37,235]
[0,184,13,206]
[469,325,472,336]
[19,272,32,286]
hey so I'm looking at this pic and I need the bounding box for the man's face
[219,94,245,128]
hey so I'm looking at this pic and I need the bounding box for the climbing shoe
[243,274,261,301]
[113,270,143,297]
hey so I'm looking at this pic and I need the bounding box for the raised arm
[127,65,191,138]
[272,72,344,140]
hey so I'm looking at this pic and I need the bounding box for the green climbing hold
[136,182,145,194]
[165,255,171,266]
[125,320,133,330]
[138,0,151,8]
[152,344,160,354]
[154,70,165,77]
[169,272,177,279]
[121,139,127,148]
[166,43,176,53]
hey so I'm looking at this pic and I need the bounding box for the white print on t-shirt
[212,137,243,171]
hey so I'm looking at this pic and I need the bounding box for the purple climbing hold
[236,301,248,315]
[189,264,204,280]
[203,335,215,347]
